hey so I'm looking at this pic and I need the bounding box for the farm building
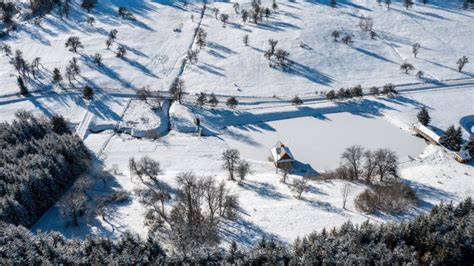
[413,123,440,144]
[454,149,472,163]
[270,141,295,169]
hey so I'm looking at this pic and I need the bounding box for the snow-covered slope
[2,0,473,250]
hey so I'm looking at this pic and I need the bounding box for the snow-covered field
[2,0,473,250]
[183,0,474,96]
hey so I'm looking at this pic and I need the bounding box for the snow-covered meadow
[1,0,473,250]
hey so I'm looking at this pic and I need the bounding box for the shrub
[355,182,418,213]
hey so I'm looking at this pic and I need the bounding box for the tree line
[0,111,91,227]
[1,198,472,264]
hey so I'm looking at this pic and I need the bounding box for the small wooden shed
[270,141,295,169]
[413,123,440,145]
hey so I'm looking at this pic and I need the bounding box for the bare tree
[226,97,239,109]
[222,149,240,181]
[236,160,251,182]
[2,44,12,56]
[243,34,249,46]
[374,148,398,182]
[93,53,102,67]
[363,150,377,183]
[30,57,41,79]
[341,145,364,180]
[341,183,351,209]
[220,13,229,26]
[65,36,83,53]
[280,163,291,183]
[457,56,469,72]
[169,77,185,104]
[404,0,414,9]
[187,50,199,64]
[208,93,219,107]
[358,16,374,32]
[196,92,207,107]
[116,45,126,58]
[105,38,113,49]
[412,43,421,58]
[57,176,91,226]
[331,30,340,42]
[292,177,309,199]
[233,2,240,13]
[137,87,151,103]
[109,29,118,41]
[266,39,278,58]
[196,28,207,49]
[87,16,95,26]
[130,156,163,182]
[65,57,80,82]
[241,9,248,23]
[342,35,353,45]
[400,63,415,74]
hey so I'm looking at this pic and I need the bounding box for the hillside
[0,0,473,257]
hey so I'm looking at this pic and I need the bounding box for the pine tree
[83,85,94,100]
[52,68,62,84]
[440,125,463,151]
[463,140,474,157]
[50,115,71,134]
[417,107,431,126]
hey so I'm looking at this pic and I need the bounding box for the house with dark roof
[270,141,295,169]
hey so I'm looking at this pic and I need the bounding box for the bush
[355,182,418,213]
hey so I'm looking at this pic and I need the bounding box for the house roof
[456,149,472,161]
[274,141,285,148]
[270,144,295,163]
[413,122,440,143]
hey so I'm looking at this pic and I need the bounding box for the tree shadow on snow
[239,180,289,201]
[219,218,281,248]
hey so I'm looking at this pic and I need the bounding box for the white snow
[2,0,473,250]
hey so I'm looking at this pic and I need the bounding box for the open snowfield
[31,86,473,247]
[183,0,474,96]
[0,0,201,95]
[1,0,473,251]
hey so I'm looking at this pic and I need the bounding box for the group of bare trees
[222,149,252,182]
[263,39,292,69]
[321,145,399,184]
[129,156,239,255]
[196,92,219,107]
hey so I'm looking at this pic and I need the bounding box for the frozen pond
[222,113,427,172]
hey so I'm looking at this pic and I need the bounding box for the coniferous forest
[0,111,91,227]
[1,198,472,264]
